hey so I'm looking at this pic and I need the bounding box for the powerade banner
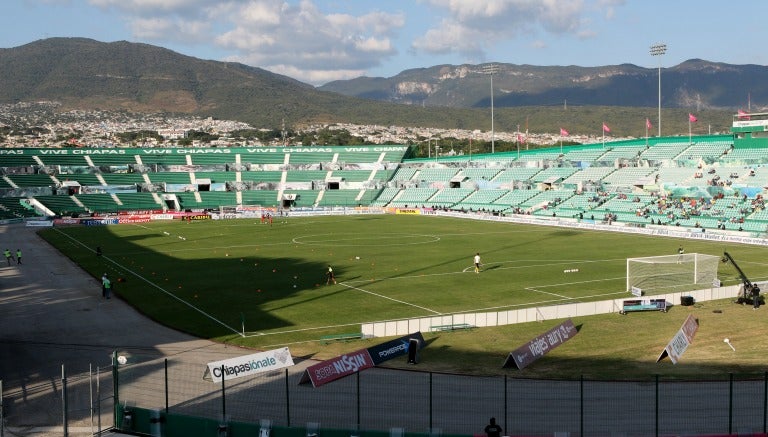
[657,314,699,364]
[367,332,425,365]
[205,347,294,383]
[503,319,578,370]
[300,349,374,387]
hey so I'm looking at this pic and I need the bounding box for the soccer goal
[626,253,721,293]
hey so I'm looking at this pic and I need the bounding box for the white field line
[83,222,667,339]
[241,321,364,339]
[339,282,442,314]
[337,262,627,321]
[456,290,630,314]
[53,228,243,337]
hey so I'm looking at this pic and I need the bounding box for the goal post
[626,253,720,293]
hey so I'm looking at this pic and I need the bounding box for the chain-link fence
[1,362,114,436]
[114,355,768,437]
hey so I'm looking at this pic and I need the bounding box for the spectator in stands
[484,418,503,437]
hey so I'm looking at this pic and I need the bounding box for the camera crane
[722,252,761,308]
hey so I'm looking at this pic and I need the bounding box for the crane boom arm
[723,251,754,290]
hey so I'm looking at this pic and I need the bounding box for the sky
[5,0,768,86]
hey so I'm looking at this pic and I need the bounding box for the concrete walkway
[0,224,247,435]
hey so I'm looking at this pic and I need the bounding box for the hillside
[320,61,768,111]
[0,38,479,129]
[0,38,744,135]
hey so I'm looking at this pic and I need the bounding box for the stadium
[3,113,768,436]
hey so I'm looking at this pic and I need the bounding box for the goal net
[626,253,720,293]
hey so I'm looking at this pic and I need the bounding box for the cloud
[88,0,405,85]
[130,17,212,43]
[597,0,625,20]
[412,0,603,57]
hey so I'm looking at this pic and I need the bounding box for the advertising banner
[395,208,421,215]
[205,347,294,383]
[53,218,82,226]
[367,332,425,365]
[503,319,579,370]
[300,349,374,387]
[657,314,699,364]
[26,220,54,227]
[83,218,119,226]
[118,215,152,224]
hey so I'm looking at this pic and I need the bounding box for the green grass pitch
[40,215,768,353]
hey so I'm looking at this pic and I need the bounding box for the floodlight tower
[482,64,500,153]
[649,43,667,137]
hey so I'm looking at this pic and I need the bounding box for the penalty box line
[54,228,243,337]
[525,275,627,300]
[339,282,442,315]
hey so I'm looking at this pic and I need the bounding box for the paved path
[0,224,246,435]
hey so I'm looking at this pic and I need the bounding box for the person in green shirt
[15,249,21,265]
[4,249,12,266]
[102,274,112,299]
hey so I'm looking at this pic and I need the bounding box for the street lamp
[649,43,667,137]
[482,64,500,153]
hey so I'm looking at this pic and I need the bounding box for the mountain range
[320,61,767,111]
[0,38,763,134]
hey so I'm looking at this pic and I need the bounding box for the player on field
[326,265,337,285]
[474,253,481,273]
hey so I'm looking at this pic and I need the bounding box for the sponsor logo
[366,332,424,365]
[395,209,421,215]
[505,319,578,370]
[303,349,374,387]
[377,341,408,358]
[26,220,54,227]
[212,357,277,379]
[207,348,294,383]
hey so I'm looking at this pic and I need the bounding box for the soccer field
[40,214,768,351]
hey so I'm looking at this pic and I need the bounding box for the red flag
[602,123,611,133]
[738,109,751,120]
[560,128,569,136]
[646,118,652,130]
[688,113,698,122]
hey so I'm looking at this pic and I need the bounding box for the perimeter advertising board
[300,332,425,387]
[657,314,699,364]
[205,347,295,383]
[300,349,374,387]
[503,319,578,370]
[366,332,425,365]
